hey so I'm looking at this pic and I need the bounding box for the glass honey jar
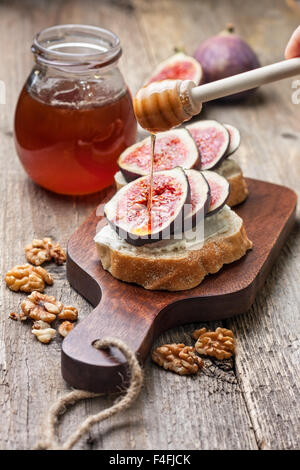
[14,25,137,195]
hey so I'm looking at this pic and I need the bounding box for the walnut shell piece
[9,312,19,321]
[21,291,63,323]
[9,312,27,321]
[58,306,78,321]
[193,327,235,360]
[25,237,66,266]
[152,343,203,375]
[32,327,56,344]
[58,321,74,337]
[5,264,53,293]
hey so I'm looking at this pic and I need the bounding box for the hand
[285,25,300,59]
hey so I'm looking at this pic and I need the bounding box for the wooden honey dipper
[134,58,300,133]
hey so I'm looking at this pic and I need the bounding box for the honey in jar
[14,25,137,195]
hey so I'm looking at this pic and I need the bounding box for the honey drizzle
[147,133,156,231]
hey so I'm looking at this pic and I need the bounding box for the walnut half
[32,326,56,344]
[25,238,66,266]
[152,343,203,375]
[21,291,63,323]
[193,327,235,360]
[58,321,74,337]
[58,306,78,321]
[5,264,53,293]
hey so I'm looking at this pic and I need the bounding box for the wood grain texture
[0,0,300,450]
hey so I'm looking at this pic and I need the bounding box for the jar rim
[32,24,122,69]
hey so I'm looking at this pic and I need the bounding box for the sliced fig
[186,120,230,170]
[146,52,203,86]
[202,170,230,216]
[118,129,199,182]
[223,124,241,156]
[105,167,190,246]
[184,169,210,227]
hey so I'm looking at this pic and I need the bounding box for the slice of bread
[114,158,248,208]
[215,159,248,207]
[95,206,252,291]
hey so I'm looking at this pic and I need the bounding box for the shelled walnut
[152,343,203,375]
[50,241,67,265]
[32,320,51,330]
[193,327,235,360]
[25,238,52,265]
[25,237,66,266]
[58,321,74,337]
[5,264,53,293]
[58,306,78,321]
[32,326,56,344]
[21,291,63,323]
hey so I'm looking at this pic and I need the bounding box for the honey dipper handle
[191,58,300,103]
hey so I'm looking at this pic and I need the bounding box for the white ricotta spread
[94,206,231,255]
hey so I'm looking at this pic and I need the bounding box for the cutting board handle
[61,289,159,393]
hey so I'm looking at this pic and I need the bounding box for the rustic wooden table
[1,0,300,450]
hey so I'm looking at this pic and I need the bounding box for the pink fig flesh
[146,52,203,85]
[186,120,229,170]
[118,129,200,182]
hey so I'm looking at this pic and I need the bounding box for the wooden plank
[0,0,299,450]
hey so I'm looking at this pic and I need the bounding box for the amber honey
[14,86,137,195]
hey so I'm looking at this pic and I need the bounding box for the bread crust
[226,172,248,207]
[96,222,252,291]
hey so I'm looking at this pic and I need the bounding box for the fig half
[202,171,230,216]
[146,52,203,86]
[118,129,199,182]
[186,120,229,170]
[223,124,241,156]
[184,169,210,227]
[105,167,190,246]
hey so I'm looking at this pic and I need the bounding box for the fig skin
[223,123,240,156]
[194,25,260,102]
[120,167,143,183]
[202,170,230,216]
[184,169,211,229]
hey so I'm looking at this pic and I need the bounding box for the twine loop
[35,337,143,450]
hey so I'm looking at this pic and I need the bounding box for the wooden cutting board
[62,178,297,392]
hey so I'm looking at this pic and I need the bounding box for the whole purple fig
[194,24,261,101]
